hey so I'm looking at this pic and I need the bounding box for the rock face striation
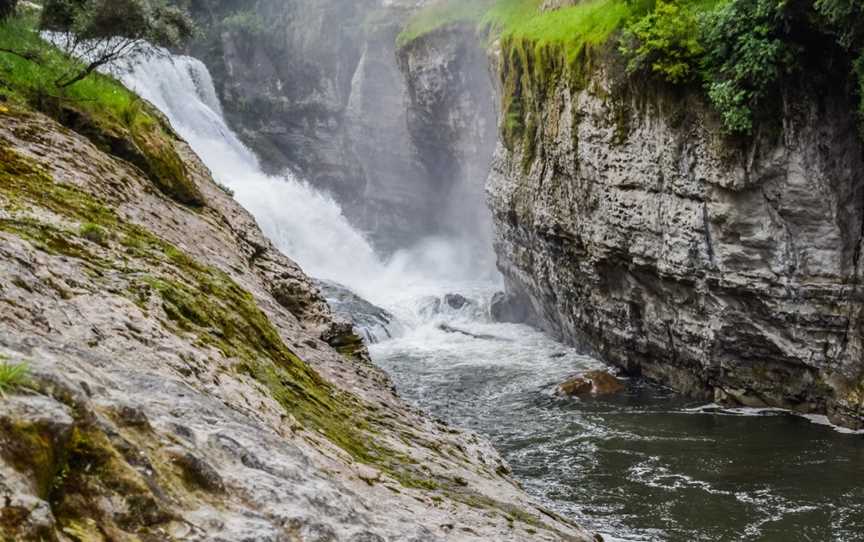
[486,47,864,428]
[0,101,593,540]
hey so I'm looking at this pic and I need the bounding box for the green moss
[0,419,57,497]
[0,144,445,492]
[79,223,107,246]
[0,15,203,207]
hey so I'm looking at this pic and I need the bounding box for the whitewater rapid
[119,54,864,542]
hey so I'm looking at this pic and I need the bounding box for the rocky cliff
[183,0,484,252]
[0,99,593,540]
[486,41,864,429]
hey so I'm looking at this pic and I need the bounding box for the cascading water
[120,54,864,542]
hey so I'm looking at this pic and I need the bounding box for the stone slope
[0,104,594,541]
[486,45,864,429]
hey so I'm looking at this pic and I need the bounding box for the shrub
[619,0,704,84]
[40,0,194,87]
[700,0,794,134]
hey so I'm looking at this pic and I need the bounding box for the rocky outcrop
[487,43,864,428]
[185,0,460,252]
[0,103,593,540]
[397,23,498,246]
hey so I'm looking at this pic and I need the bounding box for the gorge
[1,0,864,541]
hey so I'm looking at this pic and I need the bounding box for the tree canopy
[41,0,194,87]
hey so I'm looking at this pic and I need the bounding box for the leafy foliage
[700,0,794,133]
[40,0,194,87]
[619,0,704,84]
[618,0,864,134]
[0,0,16,20]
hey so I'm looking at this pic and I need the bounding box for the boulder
[444,293,470,310]
[557,371,625,397]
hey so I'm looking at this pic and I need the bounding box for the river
[120,53,864,542]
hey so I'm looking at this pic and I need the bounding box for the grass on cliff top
[399,0,720,62]
[0,14,141,127]
[396,0,494,48]
[0,14,203,206]
[398,0,649,60]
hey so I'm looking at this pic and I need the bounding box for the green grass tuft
[0,14,142,128]
[0,358,30,397]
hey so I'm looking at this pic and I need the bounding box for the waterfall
[118,54,385,292]
[118,53,499,314]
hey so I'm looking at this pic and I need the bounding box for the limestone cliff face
[487,46,864,428]
[186,0,446,252]
[397,23,498,247]
[0,103,592,540]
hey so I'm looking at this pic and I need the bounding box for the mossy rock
[40,100,205,208]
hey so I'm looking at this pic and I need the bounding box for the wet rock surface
[487,56,864,428]
[556,371,626,397]
[0,106,594,541]
[316,280,401,344]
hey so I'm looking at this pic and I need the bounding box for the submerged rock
[557,371,626,397]
[444,293,470,310]
[438,324,503,341]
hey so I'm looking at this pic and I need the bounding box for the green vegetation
[0,357,29,397]
[40,0,194,87]
[619,0,704,84]
[79,222,107,245]
[482,0,649,63]
[397,0,494,48]
[401,0,864,135]
[0,13,202,205]
[0,0,17,20]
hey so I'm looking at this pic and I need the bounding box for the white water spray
[119,53,499,311]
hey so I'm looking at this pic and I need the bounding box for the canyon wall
[486,44,864,428]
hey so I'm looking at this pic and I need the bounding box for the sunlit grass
[0,13,145,127]
[400,0,724,62]
[397,0,495,48]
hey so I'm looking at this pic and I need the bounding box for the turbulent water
[122,54,864,542]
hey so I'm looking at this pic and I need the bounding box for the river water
[121,54,864,542]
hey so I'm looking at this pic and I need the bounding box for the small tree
[0,0,18,20]
[41,0,194,87]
